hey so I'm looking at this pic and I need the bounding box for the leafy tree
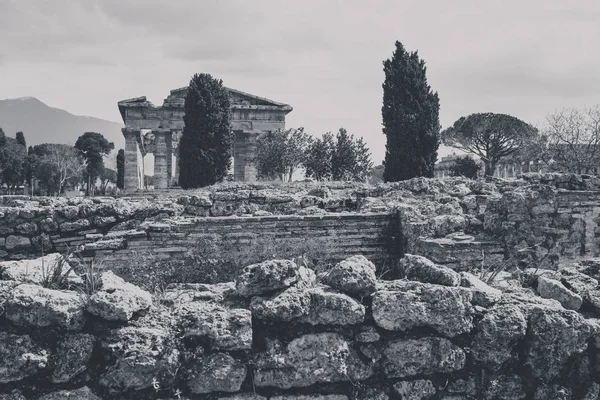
[256,127,311,181]
[441,113,538,176]
[382,41,440,182]
[75,132,114,195]
[303,128,373,182]
[179,73,232,188]
[542,106,600,174]
[31,144,85,196]
[15,131,26,148]
[305,132,334,181]
[449,156,481,179]
[99,167,117,194]
[331,128,373,182]
[116,149,125,189]
[1,138,27,193]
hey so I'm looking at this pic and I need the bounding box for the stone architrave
[118,87,293,190]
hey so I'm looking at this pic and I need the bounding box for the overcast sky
[1,0,600,163]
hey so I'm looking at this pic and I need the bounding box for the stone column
[243,131,259,182]
[166,133,173,187]
[233,131,246,181]
[123,128,140,191]
[154,131,168,189]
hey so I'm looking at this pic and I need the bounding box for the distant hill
[0,97,123,169]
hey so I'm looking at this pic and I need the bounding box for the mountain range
[0,97,123,167]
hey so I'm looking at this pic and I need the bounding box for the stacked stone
[4,253,600,399]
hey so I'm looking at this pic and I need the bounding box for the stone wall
[3,253,600,399]
[3,174,600,274]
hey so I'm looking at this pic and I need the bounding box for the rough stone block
[384,337,465,378]
[372,282,473,337]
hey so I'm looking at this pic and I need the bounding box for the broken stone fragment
[537,276,583,311]
[6,284,86,331]
[372,281,473,337]
[459,271,502,307]
[87,271,152,321]
[236,259,315,296]
[383,337,465,378]
[484,375,526,400]
[320,255,377,297]
[0,253,76,284]
[400,254,460,287]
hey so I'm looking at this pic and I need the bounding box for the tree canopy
[75,132,114,195]
[441,113,538,176]
[449,156,481,179]
[382,41,440,182]
[542,106,600,174]
[256,128,311,181]
[179,73,232,188]
[30,143,85,195]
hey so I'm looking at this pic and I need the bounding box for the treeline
[0,128,116,196]
[255,127,373,182]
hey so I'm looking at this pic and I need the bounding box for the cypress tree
[16,131,26,148]
[382,41,440,181]
[116,149,125,189]
[179,73,232,188]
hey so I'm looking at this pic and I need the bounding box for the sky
[1,0,600,164]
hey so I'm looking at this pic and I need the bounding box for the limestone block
[537,276,583,311]
[37,386,102,400]
[250,287,365,325]
[533,385,571,400]
[526,306,597,383]
[0,390,27,400]
[87,271,152,321]
[320,255,377,296]
[236,259,315,296]
[459,272,502,307]
[187,353,246,394]
[355,326,380,343]
[393,380,436,400]
[372,282,473,337]
[0,332,48,383]
[400,254,460,286]
[15,222,39,236]
[6,284,86,331]
[383,337,465,378]
[484,375,526,400]
[5,235,31,250]
[254,333,373,388]
[52,334,95,383]
[471,305,527,370]
[272,396,348,400]
[60,219,91,233]
[99,326,179,392]
[181,302,252,351]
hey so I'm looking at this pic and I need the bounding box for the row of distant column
[122,128,178,191]
[122,128,261,191]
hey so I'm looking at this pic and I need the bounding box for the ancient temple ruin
[118,87,293,190]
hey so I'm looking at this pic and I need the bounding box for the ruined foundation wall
[2,254,600,399]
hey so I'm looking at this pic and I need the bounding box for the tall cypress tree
[116,149,125,189]
[15,132,26,148]
[179,73,232,188]
[382,41,440,181]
